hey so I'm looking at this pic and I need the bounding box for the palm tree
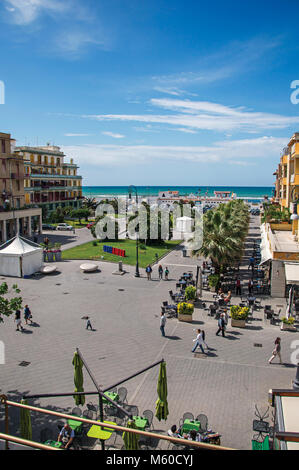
[83,197,98,212]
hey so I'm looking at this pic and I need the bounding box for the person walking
[192,329,205,353]
[86,317,93,330]
[248,278,253,295]
[24,305,33,325]
[146,265,152,280]
[235,278,242,296]
[201,329,209,350]
[268,337,282,364]
[15,310,24,332]
[216,314,226,337]
[158,264,163,280]
[160,311,166,337]
[248,255,255,271]
[164,267,169,280]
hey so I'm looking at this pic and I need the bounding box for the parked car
[86,222,95,229]
[56,223,73,231]
[42,224,56,231]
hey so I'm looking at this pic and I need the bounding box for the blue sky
[1,0,299,186]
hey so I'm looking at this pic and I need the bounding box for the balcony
[290,174,299,185]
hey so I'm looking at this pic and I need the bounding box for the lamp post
[128,185,140,278]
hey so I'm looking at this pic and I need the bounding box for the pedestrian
[15,310,24,331]
[268,337,282,364]
[235,278,242,296]
[145,265,152,280]
[192,329,205,353]
[160,311,166,337]
[44,236,49,247]
[223,308,229,327]
[158,264,163,280]
[248,278,253,295]
[86,317,93,330]
[33,232,38,244]
[201,329,209,350]
[248,255,255,271]
[24,305,33,325]
[164,267,169,280]
[216,314,226,337]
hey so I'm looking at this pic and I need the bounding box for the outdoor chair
[71,406,82,417]
[40,427,53,443]
[104,433,117,450]
[143,410,154,430]
[82,409,94,420]
[87,402,98,413]
[118,386,128,404]
[179,412,194,427]
[107,387,117,393]
[105,404,119,418]
[196,413,208,432]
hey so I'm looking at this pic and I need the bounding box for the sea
[82,186,273,203]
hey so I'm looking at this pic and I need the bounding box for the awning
[285,263,299,285]
[259,224,272,265]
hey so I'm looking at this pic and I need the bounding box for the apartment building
[0,132,42,243]
[15,144,83,213]
[274,133,299,235]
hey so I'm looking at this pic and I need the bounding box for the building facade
[0,132,42,243]
[15,144,83,215]
[274,133,299,236]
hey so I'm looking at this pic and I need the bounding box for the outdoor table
[87,420,116,440]
[102,392,119,404]
[44,440,63,448]
[181,419,201,434]
[133,415,148,431]
[67,418,83,433]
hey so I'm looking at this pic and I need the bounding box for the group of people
[15,305,33,331]
[146,264,169,281]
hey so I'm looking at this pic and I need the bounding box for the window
[1,140,6,153]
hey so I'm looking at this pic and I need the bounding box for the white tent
[0,235,43,277]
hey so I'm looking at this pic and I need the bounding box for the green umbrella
[20,399,32,441]
[155,361,169,422]
[122,419,139,450]
[72,351,85,406]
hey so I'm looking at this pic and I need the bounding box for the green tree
[0,283,22,324]
[70,208,90,224]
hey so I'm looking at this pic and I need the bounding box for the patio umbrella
[155,361,169,422]
[72,351,85,406]
[122,419,139,450]
[20,399,32,441]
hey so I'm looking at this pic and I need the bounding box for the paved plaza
[0,216,298,450]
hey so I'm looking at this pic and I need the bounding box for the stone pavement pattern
[0,216,297,450]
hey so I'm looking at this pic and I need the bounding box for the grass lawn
[62,239,181,267]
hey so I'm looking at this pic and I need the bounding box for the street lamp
[128,185,140,278]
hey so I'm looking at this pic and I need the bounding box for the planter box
[280,323,297,331]
[54,251,62,262]
[178,314,193,322]
[46,252,54,262]
[231,318,246,328]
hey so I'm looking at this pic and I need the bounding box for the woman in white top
[191,329,205,354]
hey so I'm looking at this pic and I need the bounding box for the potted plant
[208,274,220,292]
[39,242,48,262]
[185,286,197,303]
[177,302,194,322]
[53,243,62,261]
[280,316,297,331]
[230,305,250,328]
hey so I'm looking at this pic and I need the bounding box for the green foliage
[282,316,295,325]
[262,203,290,224]
[230,305,250,320]
[177,302,194,315]
[0,283,22,324]
[184,286,197,301]
[208,274,220,288]
[91,215,119,241]
[70,208,90,223]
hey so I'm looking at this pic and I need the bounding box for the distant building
[0,132,42,243]
[15,144,83,214]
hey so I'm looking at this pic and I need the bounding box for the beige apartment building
[15,144,83,214]
[0,132,42,244]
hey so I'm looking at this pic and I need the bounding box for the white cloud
[102,131,125,139]
[64,133,91,137]
[82,97,299,133]
[61,136,287,168]
[4,0,69,25]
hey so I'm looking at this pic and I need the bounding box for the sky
[0,0,299,186]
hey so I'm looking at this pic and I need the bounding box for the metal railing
[0,395,234,451]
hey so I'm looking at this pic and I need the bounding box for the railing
[0,396,234,451]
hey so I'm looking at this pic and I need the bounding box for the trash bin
[182,249,187,257]
[118,261,123,272]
